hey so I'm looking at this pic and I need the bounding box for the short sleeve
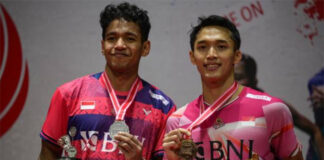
[263,102,301,158]
[40,88,69,146]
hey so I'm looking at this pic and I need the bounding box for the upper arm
[41,88,69,145]
[39,140,62,160]
[39,88,68,159]
[263,102,302,158]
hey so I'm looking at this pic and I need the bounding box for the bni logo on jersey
[0,4,29,138]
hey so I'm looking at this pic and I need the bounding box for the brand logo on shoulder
[149,90,169,106]
[80,101,95,110]
[246,93,271,101]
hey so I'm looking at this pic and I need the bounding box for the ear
[233,50,242,65]
[189,50,196,65]
[101,40,105,55]
[141,40,151,57]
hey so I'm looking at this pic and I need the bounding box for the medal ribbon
[103,71,140,121]
[186,82,238,134]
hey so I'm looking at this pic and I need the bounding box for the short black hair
[189,15,241,51]
[99,2,151,42]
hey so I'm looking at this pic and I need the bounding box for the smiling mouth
[111,52,129,57]
[204,64,220,71]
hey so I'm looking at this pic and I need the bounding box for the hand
[162,128,191,160]
[114,132,143,160]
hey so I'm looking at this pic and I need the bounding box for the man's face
[101,19,150,73]
[190,26,241,82]
[310,85,324,109]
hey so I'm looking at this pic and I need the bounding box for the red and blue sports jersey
[164,87,301,160]
[40,72,176,159]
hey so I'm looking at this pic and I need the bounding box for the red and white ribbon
[186,82,238,134]
[103,71,140,121]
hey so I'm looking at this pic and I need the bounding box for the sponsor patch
[80,101,95,110]
[246,93,271,101]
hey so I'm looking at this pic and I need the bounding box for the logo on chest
[213,118,225,129]
[143,108,151,116]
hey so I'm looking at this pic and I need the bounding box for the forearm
[283,150,303,160]
[286,102,316,136]
[39,140,62,160]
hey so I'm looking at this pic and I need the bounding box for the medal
[69,126,77,138]
[109,120,130,141]
[58,135,71,150]
[179,82,239,160]
[247,153,259,160]
[67,146,77,158]
[102,72,140,140]
[58,126,78,159]
[179,139,197,160]
[67,126,77,158]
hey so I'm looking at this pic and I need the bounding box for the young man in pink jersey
[162,15,303,160]
[39,2,176,160]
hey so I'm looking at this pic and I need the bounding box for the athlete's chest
[181,102,272,160]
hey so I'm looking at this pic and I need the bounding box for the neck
[202,75,241,105]
[105,66,139,92]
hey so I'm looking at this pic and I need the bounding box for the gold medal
[247,153,259,160]
[178,139,197,160]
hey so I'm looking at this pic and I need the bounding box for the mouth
[111,52,129,57]
[204,63,221,71]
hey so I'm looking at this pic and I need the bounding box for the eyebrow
[106,31,138,37]
[196,39,229,45]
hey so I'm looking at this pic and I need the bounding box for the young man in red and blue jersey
[162,15,303,160]
[39,2,176,160]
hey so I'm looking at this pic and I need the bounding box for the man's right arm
[38,139,62,160]
[39,88,68,160]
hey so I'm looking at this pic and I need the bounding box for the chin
[108,64,128,72]
[202,75,222,82]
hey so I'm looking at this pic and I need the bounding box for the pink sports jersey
[165,87,301,160]
[40,72,176,159]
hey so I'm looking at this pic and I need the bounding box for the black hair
[241,54,257,83]
[189,15,241,51]
[99,2,151,42]
[240,53,263,92]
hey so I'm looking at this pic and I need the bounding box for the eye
[217,45,228,50]
[197,45,207,51]
[126,37,136,42]
[105,36,116,42]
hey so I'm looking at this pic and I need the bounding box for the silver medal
[58,126,78,159]
[109,120,129,140]
[67,146,77,158]
[69,126,77,138]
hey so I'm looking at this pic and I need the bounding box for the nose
[114,38,126,50]
[206,47,218,59]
